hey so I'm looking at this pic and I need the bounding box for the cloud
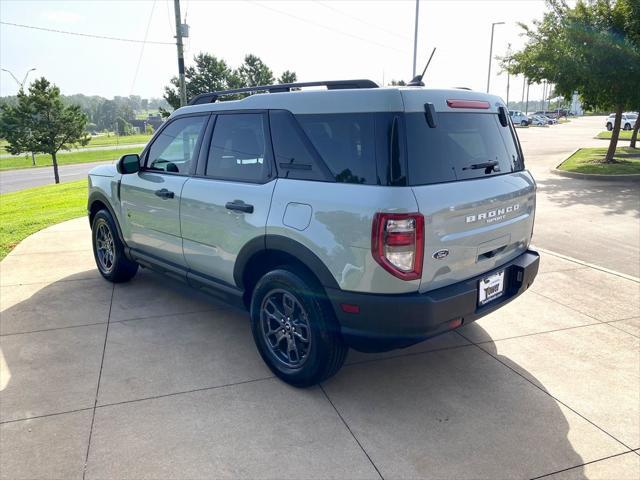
[41,10,83,24]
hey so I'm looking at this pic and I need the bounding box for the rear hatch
[401,90,536,292]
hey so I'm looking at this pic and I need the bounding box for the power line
[0,21,173,45]
[130,0,158,95]
[312,0,410,40]
[244,0,404,54]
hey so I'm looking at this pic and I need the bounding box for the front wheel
[250,268,347,387]
[607,123,613,131]
[623,123,631,131]
[521,120,528,127]
[92,209,138,283]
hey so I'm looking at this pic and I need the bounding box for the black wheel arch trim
[233,234,340,290]
[88,191,126,246]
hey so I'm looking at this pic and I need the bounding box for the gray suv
[88,79,539,386]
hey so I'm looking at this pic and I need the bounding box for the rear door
[404,109,536,292]
[120,114,209,267]
[180,112,276,287]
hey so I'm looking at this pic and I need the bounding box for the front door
[120,114,209,267]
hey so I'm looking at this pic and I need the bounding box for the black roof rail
[187,79,378,105]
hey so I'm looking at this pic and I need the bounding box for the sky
[0,0,552,102]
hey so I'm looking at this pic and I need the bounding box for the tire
[91,209,138,283]
[521,120,528,127]
[607,123,613,131]
[624,123,631,131]
[250,268,348,387]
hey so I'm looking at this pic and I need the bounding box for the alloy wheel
[95,221,115,274]
[260,289,312,368]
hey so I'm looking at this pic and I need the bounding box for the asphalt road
[0,142,146,159]
[0,161,114,194]
[516,116,640,278]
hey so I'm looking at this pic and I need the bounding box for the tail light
[371,212,424,281]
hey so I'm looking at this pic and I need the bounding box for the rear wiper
[463,160,500,173]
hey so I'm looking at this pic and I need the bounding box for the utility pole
[174,0,187,107]
[486,22,505,93]
[412,0,420,77]
[525,82,530,115]
[521,76,526,106]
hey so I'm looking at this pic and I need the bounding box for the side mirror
[117,154,140,174]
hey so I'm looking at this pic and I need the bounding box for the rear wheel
[250,268,347,387]
[624,123,631,131]
[607,122,613,131]
[91,209,138,283]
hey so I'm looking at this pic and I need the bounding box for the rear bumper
[327,250,539,352]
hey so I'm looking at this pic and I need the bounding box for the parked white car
[509,110,530,126]
[606,113,638,131]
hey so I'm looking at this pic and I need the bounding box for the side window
[206,113,269,182]
[296,113,377,184]
[146,115,207,174]
[269,110,330,182]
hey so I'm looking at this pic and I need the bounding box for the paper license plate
[478,270,505,306]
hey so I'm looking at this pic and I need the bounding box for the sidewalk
[1,218,638,479]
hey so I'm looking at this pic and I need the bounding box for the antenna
[407,47,436,87]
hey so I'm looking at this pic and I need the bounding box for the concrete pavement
[1,218,638,479]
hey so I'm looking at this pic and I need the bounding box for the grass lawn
[0,146,141,171]
[0,133,151,154]
[0,180,87,260]
[595,130,634,140]
[558,147,640,175]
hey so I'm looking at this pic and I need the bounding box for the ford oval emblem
[433,249,449,260]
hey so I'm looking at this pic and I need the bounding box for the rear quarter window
[296,113,377,185]
[406,112,524,186]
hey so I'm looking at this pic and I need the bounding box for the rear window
[405,112,524,186]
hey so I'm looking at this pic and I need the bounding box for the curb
[552,168,640,181]
[553,148,640,182]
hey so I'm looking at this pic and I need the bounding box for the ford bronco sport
[88,79,539,387]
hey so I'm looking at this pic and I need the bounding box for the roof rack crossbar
[187,79,378,105]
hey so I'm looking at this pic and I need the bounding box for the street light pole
[486,22,504,93]
[173,0,187,107]
[1,67,37,165]
[412,0,420,78]
[1,67,36,90]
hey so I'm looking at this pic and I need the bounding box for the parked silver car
[88,80,539,386]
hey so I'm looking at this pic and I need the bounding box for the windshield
[405,112,524,186]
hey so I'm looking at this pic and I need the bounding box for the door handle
[225,200,254,214]
[155,188,175,199]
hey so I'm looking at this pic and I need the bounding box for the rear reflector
[446,99,490,109]
[448,318,463,329]
[340,303,360,314]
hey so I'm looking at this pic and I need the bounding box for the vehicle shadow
[536,174,640,218]
[0,268,586,479]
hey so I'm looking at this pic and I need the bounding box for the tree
[506,0,640,163]
[389,80,407,86]
[278,70,297,84]
[237,54,275,87]
[0,77,89,183]
[163,52,297,109]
